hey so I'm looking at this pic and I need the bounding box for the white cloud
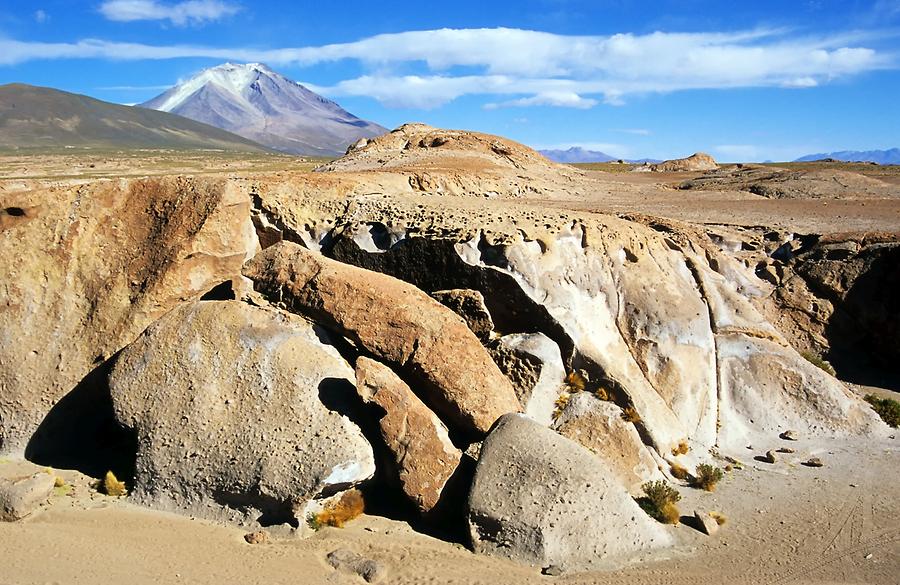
[34,10,48,23]
[0,27,894,108]
[614,128,652,136]
[99,0,240,26]
[484,91,598,110]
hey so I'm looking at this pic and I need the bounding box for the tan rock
[804,457,824,468]
[553,393,662,492]
[489,333,566,426]
[0,472,55,522]
[694,510,719,536]
[108,300,375,525]
[0,177,258,454]
[354,357,461,514]
[243,242,521,438]
[431,289,494,339]
[646,152,718,172]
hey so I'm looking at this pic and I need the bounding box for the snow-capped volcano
[141,63,386,156]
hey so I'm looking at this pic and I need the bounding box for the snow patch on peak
[156,62,279,112]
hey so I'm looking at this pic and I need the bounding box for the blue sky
[1,0,899,160]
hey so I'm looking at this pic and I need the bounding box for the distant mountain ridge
[141,63,387,156]
[794,148,900,165]
[539,147,616,163]
[0,83,270,152]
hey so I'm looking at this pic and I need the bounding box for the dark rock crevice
[25,351,137,482]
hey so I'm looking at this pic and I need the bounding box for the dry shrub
[552,392,571,419]
[671,440,690,456]
[693,463,724,491]
[621,406,641,423]
[709,511,727,526]
[103,471,127,497]
[594,386,610,401]
[564,371,587,392]
[308,489,365,530]
[670,462,690,480]
[638,480,681,525]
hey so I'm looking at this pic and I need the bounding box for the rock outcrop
[680,166,895,199]
[0,176,258,454]
[637,152,717,173]
[553,393,663,492]
[108,300,375,525]
[243,242,521,439]
[354,357,461,514]
[248,173,886,456]
[467,414,671,572]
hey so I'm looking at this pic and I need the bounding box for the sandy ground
[2,432,898,585]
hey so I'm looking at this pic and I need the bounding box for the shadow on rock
[24,352,137,481]
[824,247,900,391]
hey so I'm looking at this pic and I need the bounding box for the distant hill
[794,149,900,165]
[0,83,270,152]
[539,147,616,163]
[141,63,387,156]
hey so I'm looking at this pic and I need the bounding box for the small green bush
[865,394,900,428]
[638,480,681,525]
[693,463,724,491]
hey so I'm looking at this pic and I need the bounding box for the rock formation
[467,414,671,572]
[242,242,522,439]
[354,357,461,514]
[1,123,892,572]
[108,300,375,525]
[0,176,258,454]
[635,152,718,173]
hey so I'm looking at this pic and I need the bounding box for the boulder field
[0,124,892,572]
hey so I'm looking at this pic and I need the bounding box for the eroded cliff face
[0,176,259,454]
[247,177,885,459]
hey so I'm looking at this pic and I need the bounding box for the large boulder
[108,300,375,525]
[242,241,521,439]
[552,393,663,492]
[0,177,258,454]
[467,414,671,572]
[355,357,461,514]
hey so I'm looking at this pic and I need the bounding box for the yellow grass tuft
[671,440,690,456]
[564,371,587,393]
[308,489,365,530]
[709,511,727,526]
[621,406,641,423]
[103,471,127,497]
[670,462,690,481]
